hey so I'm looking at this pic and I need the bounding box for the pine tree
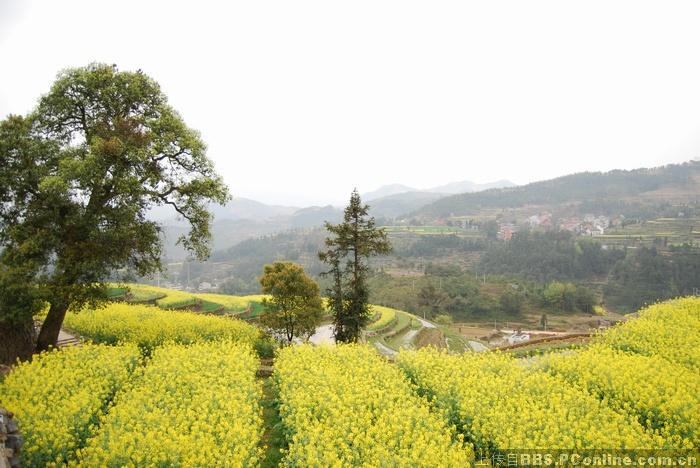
[319,189,391,342]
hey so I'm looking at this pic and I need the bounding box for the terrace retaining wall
[0,407,21,468]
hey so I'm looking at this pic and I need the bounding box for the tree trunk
[35,302,69,353]
[0,317,36,365]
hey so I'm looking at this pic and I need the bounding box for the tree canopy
[0,63,229,361]
[259,262,323,344]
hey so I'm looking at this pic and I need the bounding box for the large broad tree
[319,190,391,342]
[259,262,323,345]
[0,64,229,362]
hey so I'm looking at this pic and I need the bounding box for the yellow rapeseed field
[597,297,700,370]
[111,283,168,302]
[274,344,474,467]
[3,296,698,466]
[63,302,259,354]
[195,293,268,311]
[154,288,199,309]
[366,305,399,331]
[396,348,664,454]
[0,344,140,466]
[75,341,264,466]
[542,345,699,448]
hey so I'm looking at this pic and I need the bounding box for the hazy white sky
[2,1,700,206]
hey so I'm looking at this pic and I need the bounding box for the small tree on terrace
[417,283,448,319]
[0,64,229,362]
[259,262,323,345]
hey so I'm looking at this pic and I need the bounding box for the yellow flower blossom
[63,302,259,355]
[0,344,140,466]
[597,297,700,370]
[75,341,264,466]
[396,348,663,455]
[543,348,699,448]
[274,344,473,467]
[366,305,398,331]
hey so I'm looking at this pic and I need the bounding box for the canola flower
[396,348,663,454]
[542,345,699,448]
[116,282,204,309]
[76,341,264,466]
[110,283,196,307]
[110,283,168,302]
[274,344,473,467]
[63,302,259,355]
[366,305,399,331]
[0,344,140,466]
[195,293,268,312]
[112,282,270,313]
[154,288,199,309]
[597,297,700,370]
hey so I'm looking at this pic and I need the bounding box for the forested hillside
[414,161,700,218]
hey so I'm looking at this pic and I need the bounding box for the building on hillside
[527,212,552,229]
[527,214,540,227]
[581,215,610,236]
[498,223,517,241]
[559,217,581,232]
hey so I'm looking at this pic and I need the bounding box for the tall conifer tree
[319,189,391,342]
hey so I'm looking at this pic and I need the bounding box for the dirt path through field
[401,329,418,347]
[57,329,80,347]
[309,324,335,344]
[374,341,397,357]
[416,318,436,328]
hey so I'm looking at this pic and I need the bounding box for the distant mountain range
[155,179,514,259]
[361,179,516,201]
[159,201,343,260]
[157,163,700,261]
[150,197,300,224]
[367,191,446,219]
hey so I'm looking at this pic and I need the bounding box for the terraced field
[108,284,448,354]
[106,283,267,317]
[63,303,260,355]
[598,216,700,248]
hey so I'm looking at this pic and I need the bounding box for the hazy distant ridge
[362,179,516,201]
